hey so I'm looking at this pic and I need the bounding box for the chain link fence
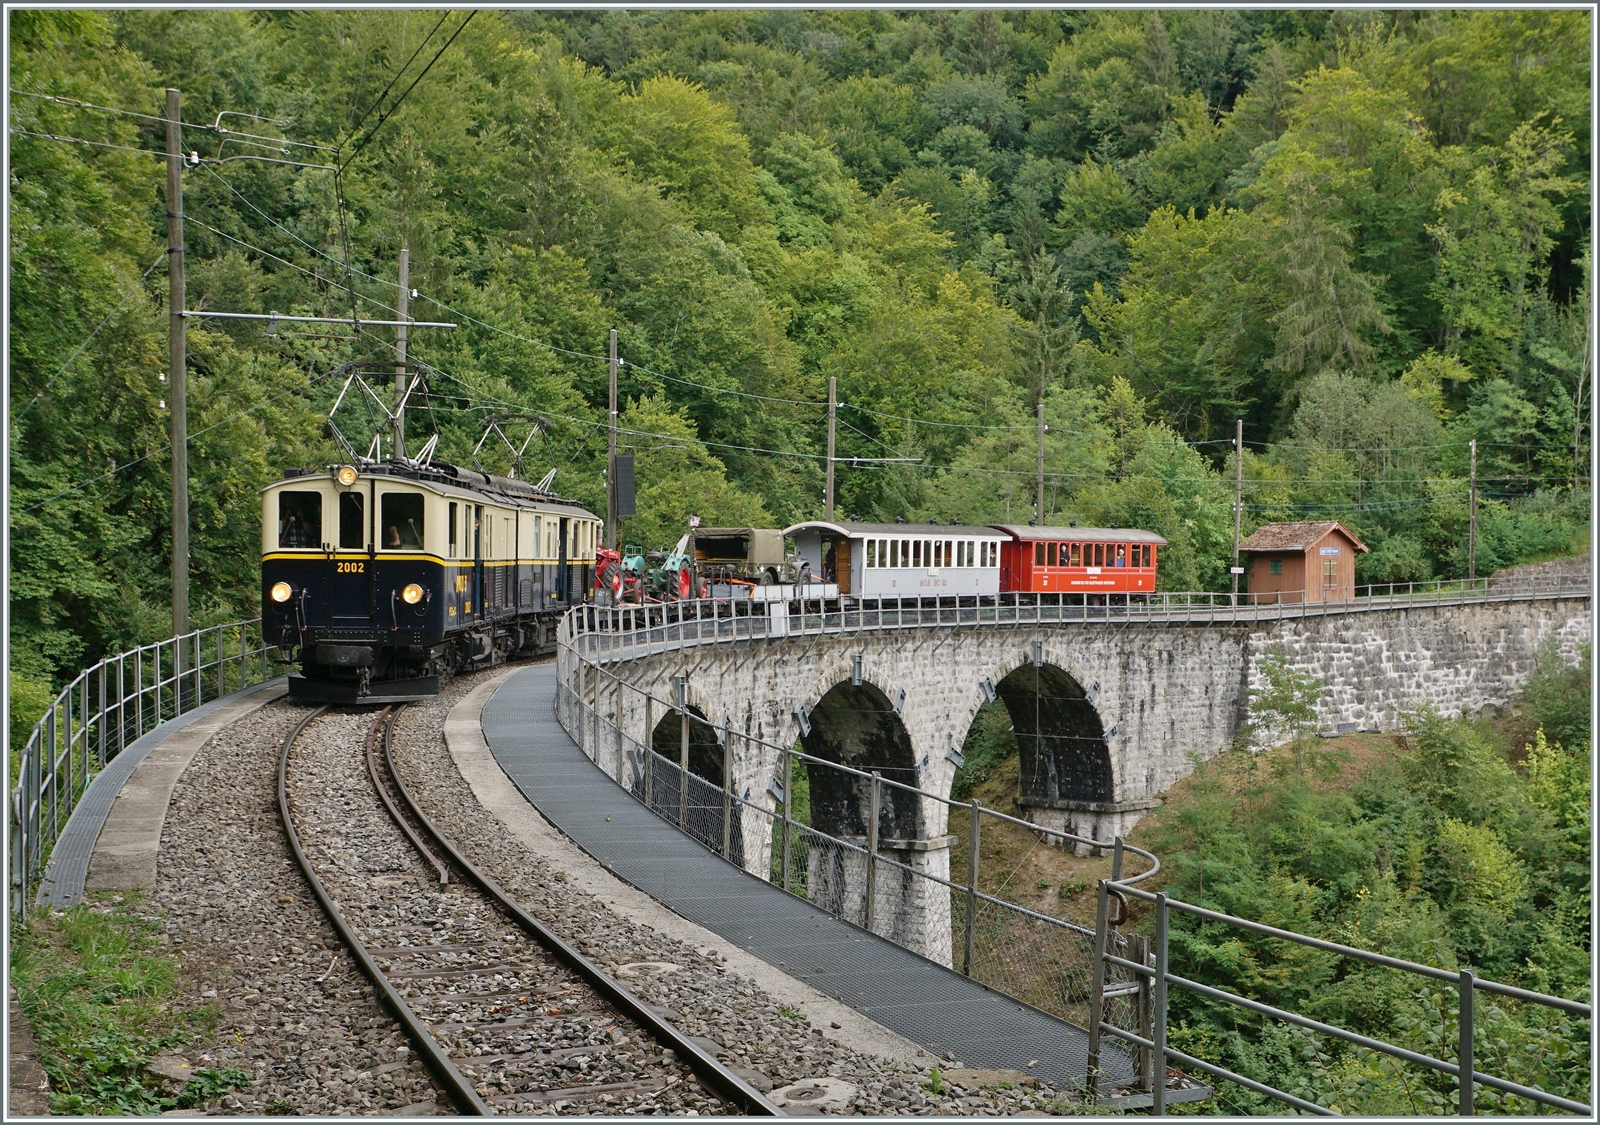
[555,650,1160,1053]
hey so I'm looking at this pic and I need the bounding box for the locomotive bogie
[262,462,598,702]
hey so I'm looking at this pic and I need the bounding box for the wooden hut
[1240,521,1369,604]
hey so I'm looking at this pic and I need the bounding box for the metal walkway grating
[481,664,1133,1088]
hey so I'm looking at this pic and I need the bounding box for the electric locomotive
[262,458,599,703]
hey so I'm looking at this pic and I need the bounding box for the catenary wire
[17,249,168,419]
[339,9,476,172]
[339,10,452,147]
[18,364,349,513]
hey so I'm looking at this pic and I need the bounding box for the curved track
[278,704,780,1116]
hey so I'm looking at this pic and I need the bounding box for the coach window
[1034,541,1045,567]
[277,491,321,549]
[1044,541,1056,567]
[448,502,458,558]
[338,492,364,550]
[382,493,424,551]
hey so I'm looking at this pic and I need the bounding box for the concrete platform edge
[35,678,288,907]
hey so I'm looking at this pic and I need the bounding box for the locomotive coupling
[315,643,375,667]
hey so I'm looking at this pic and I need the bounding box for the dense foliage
[1144,643,1592,1114]
[10,11,1590,708]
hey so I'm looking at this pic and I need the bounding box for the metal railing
[556,639,1161,1048]
[1088,880,1593,1116]
[565,574,1591,664]
[10,619,275,914]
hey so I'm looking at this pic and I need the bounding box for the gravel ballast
[136,699,449,1116]
[389,668,1077,1116]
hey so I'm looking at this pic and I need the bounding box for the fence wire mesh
[568,675,1150,1048]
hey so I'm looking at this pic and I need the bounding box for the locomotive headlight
[334,465,359,487]
[401,583,425,604]
[270,581,294,603]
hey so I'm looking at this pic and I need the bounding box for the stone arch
[989,660,1113,806]
[649,704,724,787]
[800,679,923,842]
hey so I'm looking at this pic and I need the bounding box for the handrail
[560,575,1591,663]
[10,618,275,914]
[1089,881,1592,1116]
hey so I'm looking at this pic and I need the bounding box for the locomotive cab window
[339,492,364,550]
[278,491,322,548]
[448,502,458,558]
[382,493,424,550]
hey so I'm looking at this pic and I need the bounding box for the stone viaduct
[559,586,1589,965]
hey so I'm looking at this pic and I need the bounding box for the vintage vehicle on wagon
[262,458,599,702]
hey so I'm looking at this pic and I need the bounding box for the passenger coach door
[471,505,483,623]
[558,518,570,603]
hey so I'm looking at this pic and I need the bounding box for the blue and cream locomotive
[262,459,599,703]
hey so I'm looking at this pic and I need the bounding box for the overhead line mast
[165,88,189,644]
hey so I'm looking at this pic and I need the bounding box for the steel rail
[376,707,781,1116]
[276,706,492,1115]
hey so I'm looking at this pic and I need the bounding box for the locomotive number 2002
[336,561,366,573]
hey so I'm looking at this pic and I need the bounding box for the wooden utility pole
[1231,418,1243,604]
[165,88,189,643]
[392,246,409,459]
[1036,402,1046,523]
[1468,438,1478,581]
[608,329,619,547]
[825,376,836,520]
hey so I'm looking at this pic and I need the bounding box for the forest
[9,9,1591,700]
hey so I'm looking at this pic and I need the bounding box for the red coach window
[1046,542,1057,566]
[1069,543,1080,566]
[1141,544,1152,567]
[1034,542,1045,566]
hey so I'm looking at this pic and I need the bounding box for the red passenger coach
[990,525,1166,596]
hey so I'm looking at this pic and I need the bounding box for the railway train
[594,520,1167,605]
[261,458,599,703]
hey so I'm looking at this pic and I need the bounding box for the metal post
[393,246,410,458]
[615,676,626,787]
[721,721,733,860]
[165,88,189,648]
[46,708,58,846]
[1152,893,1170,1116]
[97,664,107,768]
[1134,933,1153,1093]
[643,694,653,810]
[607,328,619,547]
[780,749,793,893]
[1232,417,1243,605]
[1036,400,1045,521]
[1459,969,1475,1116]
[117,654,127,754]
[679,707,689,831]
[1087,880,1110,1099]
[591,661,600,761]
[865,771,881,932]
[825,375,836,519]
[964,799,980,976]
[1467,438,1478,583]
[1111,835,1124,882]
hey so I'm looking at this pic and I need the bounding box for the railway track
[278,704,781,1116]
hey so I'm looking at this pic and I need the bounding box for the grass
[9,892,246,1115]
